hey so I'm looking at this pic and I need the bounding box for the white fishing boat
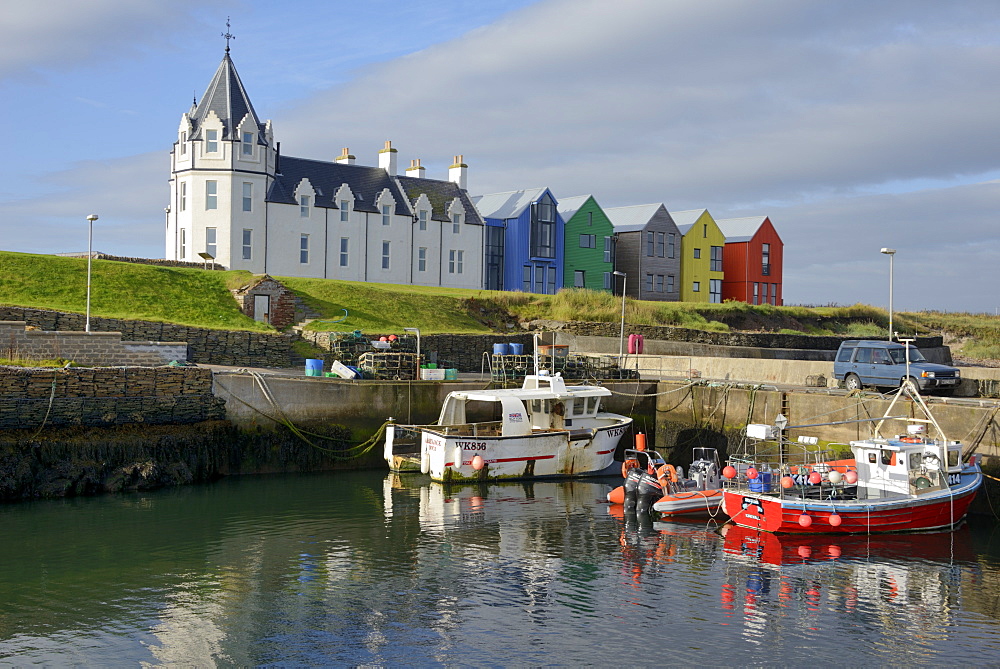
[384,371,632,482]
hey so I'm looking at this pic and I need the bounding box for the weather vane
[222,17,235,54]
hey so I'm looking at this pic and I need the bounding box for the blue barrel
[508,342,524,355]
[445,368,459,380]
[748,471,773,493]
[493,343,510,356]
[305,359,324,376]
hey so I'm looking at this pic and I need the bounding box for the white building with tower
[166,44,483,289]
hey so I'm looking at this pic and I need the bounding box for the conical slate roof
[189,53,263,140]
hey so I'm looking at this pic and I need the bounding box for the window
[300,195,310,218]
[655,275,664,292]
[604,236,614,263]
[656,232,665,257]
[710,278,722,303]
[603,272,612,290]
[205,129,218,153]
[771,283,778,305]
[762,243,771,275]
[452,213,462,233]
[761,282,768,304]
[523,266,532,291]
[179,228,186,259]
[547,266,556,294]
[580,234,596,248]
[242,182,252,212]
[667,274,675,294]
[382,205,391,226]
[205,227,217,258]
[710,245,723,271]
[242,229,252,260]
[179,182,187,212]
[418,247,427,272]
[693,281,701,292]
[668,233,676,258]
[419,210,427,231]
[753,282,759,304]
[340,200,350,222]
[339,237,349,267]
[645,273,653,292]
[530,196,556,258]
[693,248,701,259]
[300,234,309,264]
[382,241,390,269]
[703,223,707,238]
[574,270,586,287]
[646,231,654,256]
[534,265,544,293]
[588,212,593,226]
[449,250,464,274]
[242,132,253,156]
[180,131,187,155]
[205,181,217,210]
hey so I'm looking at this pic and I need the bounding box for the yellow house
[671,209,726,303]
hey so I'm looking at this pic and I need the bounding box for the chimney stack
[335,147,355,165]
[378,140,398,175]
[449,155,468,190]
[406,158,425,178]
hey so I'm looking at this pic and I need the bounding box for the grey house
[604,203,682,301]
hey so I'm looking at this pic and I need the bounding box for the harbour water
[2,471,1000,665]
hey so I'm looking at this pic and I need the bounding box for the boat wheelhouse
[384,372,632,482]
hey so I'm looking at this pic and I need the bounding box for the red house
[715,216,783,305]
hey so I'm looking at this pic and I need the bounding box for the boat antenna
[532,332,539,376]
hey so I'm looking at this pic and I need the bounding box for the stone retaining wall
[558,321,942,351]
[0,307,294,367]
[1,321,186,366]
[0,366,225,429]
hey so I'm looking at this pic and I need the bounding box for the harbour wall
[1,321,186,367]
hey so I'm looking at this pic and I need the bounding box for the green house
[558,195,616,291]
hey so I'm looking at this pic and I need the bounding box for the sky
[1,0,999,314]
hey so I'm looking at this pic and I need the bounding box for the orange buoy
[607,486,625,504]
[471,455,485,471]
[635,432,646,451]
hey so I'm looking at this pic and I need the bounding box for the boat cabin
[850,429,963,498]
[436,373,612,437]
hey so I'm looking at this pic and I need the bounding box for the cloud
[0,0,225,83]
[0,153,165,257]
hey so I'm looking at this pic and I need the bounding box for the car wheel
[845,374,862,391]
[902,376,921,393]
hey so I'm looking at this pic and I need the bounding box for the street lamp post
[613,271,627,359]
[880,248,896,341]
[86,214,98,332]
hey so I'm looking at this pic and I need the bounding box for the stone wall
[58,253,227,270]
[0,366,225,429]
[0,307,294,367]
[557,321,942,351]
[0,321,187,366]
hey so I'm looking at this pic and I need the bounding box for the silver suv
[833,340,960,393]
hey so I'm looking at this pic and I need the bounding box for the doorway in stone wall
[254,294,270,324]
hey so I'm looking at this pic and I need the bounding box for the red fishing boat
[720,380,983,534]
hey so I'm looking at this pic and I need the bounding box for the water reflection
[0,472,998,665]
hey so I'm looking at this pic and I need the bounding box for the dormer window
[340,200,350,222]
[300,195,311,218]
[452,213,461,233]
[206,130,218,153]
[242,132,253,156]
[419,210,428,231]
[180,132,187,155]
[382,205,391,226]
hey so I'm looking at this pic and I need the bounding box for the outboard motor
[635,470,664,515]
[623,466,644,512]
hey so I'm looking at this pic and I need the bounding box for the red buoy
[722,465,737,479]
[472,455,485,471]
[829,513,842,527]
[780,476,795,489]
[746,467,759,480]
[808,471,822,485]
[844,470,859,484]
[798,513,813,528]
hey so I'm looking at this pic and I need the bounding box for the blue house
[472,188,564,294]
